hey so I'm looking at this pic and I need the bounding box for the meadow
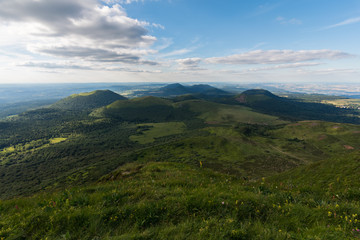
[0,88,359,239]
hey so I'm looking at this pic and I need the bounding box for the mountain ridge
[51,90,127,111]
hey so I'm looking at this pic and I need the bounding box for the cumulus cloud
[19,61,93,70]
[244,62,322,72]
[0,0,158,65]
[160,48,194,58]
[176,58,204,71]
[205,50,351,65]
[104,0,148,4]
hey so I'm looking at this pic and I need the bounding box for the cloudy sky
[0,0,359,83]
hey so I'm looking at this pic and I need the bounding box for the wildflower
[221,201,225,205]
[335,204,339,208]
[328,211,332,217]
[199,161,202,168]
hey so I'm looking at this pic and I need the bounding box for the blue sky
[0,0,359,83]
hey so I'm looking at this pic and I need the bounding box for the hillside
[0,88,360,239]
[236,89,360,124]
[158,83,190,95]
[2,156,360,239]
[51,90,127,111]
[133,83,231,97]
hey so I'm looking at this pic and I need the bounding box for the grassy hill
[134,83,232,97]
[236,89,360,124]
[51,90,126,111]
[0,88,360,239]
[93,96,194,122]
[1,157,360,239]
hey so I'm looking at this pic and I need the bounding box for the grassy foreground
[1,159,360,240]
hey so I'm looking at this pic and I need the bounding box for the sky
[0,0,359,84]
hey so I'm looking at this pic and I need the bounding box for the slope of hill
[1,158,360,239]
[187,84,230,95]
[51,90,126,111]
[236,89,360,124]
[0,99,58,119]
[93,96,195,122]
[158,83,189,95]
[133,83,232,97]
[0,88,360,239]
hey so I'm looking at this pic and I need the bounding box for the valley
[0,84,359,239]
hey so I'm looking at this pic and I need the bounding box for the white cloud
[151,23,165,29]
[245,62,322,72]
[160,48,193,57]
[205,50,351,65]
[0,0,158,66]
[176,58,204,71]
[19,61,93,70]
[325,17,360,29]
[276,16,302,25]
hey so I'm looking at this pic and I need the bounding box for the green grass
[1,146,15,153]
[49,137,67,144]
[129,122,186,144]
[1,161,360,239]
[69,91,98,98]
[1,90,360,239]
[322,99,360,109]
[175,100,287,125]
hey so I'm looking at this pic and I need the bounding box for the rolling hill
[51,90,127,111]
[236,89,360,124]
[133,83,232,97]
[0,87,359,239]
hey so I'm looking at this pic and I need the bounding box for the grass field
[129,122,186,144]
[175,100,287,125]
[49,138,67,144]
[322,99,360,109]
[1,160,360,239]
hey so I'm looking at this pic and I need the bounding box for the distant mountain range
[133,83,232,97]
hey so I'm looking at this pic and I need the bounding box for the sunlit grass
[129,122,185,144]
[1,161,360,239]
[49,138,67,144]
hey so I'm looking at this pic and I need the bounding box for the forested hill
[51,90,127,111]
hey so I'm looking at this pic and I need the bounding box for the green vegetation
[322,98,360,110]
[130,122,186,144]
[1,159,360,239]
[49,138,67,144]
[237,89,360,124]
[52,90,126,111]
[176,100,286,125]
[0,88,360,239]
